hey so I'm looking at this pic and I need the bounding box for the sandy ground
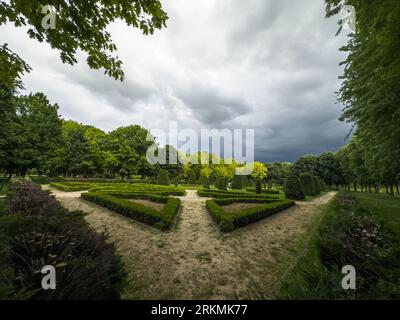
[128,199,164,211]
[222,203,265,213]
[45,186,336,300]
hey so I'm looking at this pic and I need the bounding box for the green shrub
[285,175,305,200]
[246,187,280,194]
[81,192,180,231]
[206,199,295,232]
[231,175,243,190]
[312,176,321,195]
[198,189,277,199]
[300,174,317,196]
[255,179,262,194]
[188,172,197,185]
[247,179,254,188]
[157,169,170,186]
[214,176,227,191]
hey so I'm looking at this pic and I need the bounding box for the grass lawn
[349,191,400,236]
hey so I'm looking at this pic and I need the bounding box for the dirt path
[46,186,336,300]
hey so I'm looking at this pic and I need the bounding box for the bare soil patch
[222,203,264,213]
[46,185,336,300]
[128,199,164,211]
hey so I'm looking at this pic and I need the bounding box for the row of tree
[323,0,400,195]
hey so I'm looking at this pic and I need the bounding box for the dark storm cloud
[0,0,351,161]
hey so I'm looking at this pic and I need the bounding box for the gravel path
[46,186,336,299]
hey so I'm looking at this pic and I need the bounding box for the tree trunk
[396,182,399,196]
[384,183,389,194]
[353,181,357,192]
[390,183,394,196]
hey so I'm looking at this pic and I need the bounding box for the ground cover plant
[277,191,400,299]
[0,182,125,299]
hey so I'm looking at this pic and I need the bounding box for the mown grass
[350,191,400,236]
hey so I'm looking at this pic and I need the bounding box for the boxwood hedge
[198,189,278,199]
[206,199,295,232]
[81,192,180,231]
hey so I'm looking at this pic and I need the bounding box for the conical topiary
[157,169,170,186]
[285,174,305,200]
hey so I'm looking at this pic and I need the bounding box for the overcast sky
[1,0,352,162]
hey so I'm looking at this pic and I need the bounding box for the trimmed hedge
[246,187,280,194]
[300,174,317,196]
[198,189,277,199]
[50,182,94,191]
[285,175,305,200]
[213,198,278,205]
[214,176,227,190]
[231,175,244,190]
[157,169,170,186]
[206,199,295,232]
[81,192,180,231]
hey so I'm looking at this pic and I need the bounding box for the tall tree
[0,0,168,81]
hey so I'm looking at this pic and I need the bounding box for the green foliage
[300,174,317,196]
[231,175,243,190]
[284,175,305,200]
[0,0,168,81]
[325,0,400,193]
[255,179,262,194]
[12,226,124,299]
[214,176,227,191]
[246,187,280,195]
[0,182,124,299]
[188,172,197,185]
[278,191,400,299]
[0,44,31,90]
[198,189,278,199]
[81,192,180,231]
[206,199,295,232]
[157,169,170,186]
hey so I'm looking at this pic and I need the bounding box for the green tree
[0,0,168,81]
[12,93,62,176]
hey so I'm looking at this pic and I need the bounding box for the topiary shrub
[214,176,227,191]
[300,174,317,196]
[188,172,197,185]
[247,179,254,188]
[285,175,305,200]
[231,175,243,190]
[312,176,321,195]
[157,169,170,186]
[173,176,179,187]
